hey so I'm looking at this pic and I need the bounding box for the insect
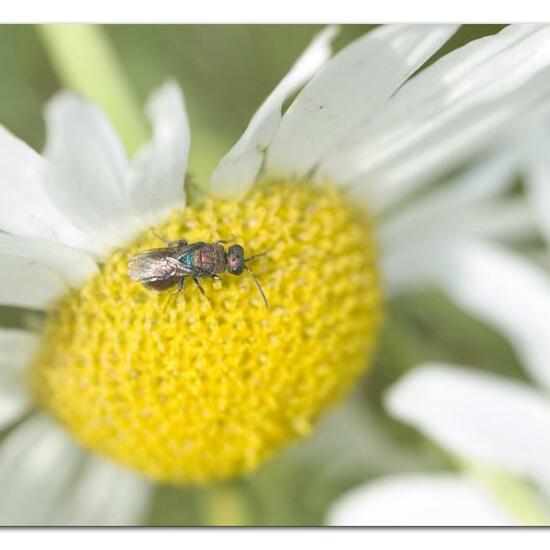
[127,238,269,308]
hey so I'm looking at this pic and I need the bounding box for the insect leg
[161,278,185,312]
[214,236,237,246]
[162,293,173,312]
[172,277,185,295]
[150,228,188,248]
[168,239,190,248]
[150,228,171,245]
[193,277,207,297]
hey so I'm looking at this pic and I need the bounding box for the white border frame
[2,0,550,23]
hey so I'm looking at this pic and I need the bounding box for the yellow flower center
[32,180,383,484]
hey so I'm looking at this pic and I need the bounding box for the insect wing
[128,249,185,283]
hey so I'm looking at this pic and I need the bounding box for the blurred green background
[0,24,527,525]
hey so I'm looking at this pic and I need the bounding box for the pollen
[31,180,383,484]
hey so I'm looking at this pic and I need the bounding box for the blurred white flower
[3,24,550,524]
[328,117,550,525]
[329,470,517,526]
[329,360,550,526]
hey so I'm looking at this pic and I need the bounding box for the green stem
[37,24,149,155]
[202,483,250,526]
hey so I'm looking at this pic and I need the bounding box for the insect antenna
[244,250,269,262]
[245,266,269,308]
[242,250,269,308]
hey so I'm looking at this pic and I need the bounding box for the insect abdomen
[143,277,180,292]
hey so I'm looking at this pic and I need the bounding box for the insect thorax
[180,252,194,269]
[195,243,227,274]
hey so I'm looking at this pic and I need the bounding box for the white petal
[0,227,97,309]
[379,153,525,295]
[328,473,516,526]
[321,24,550,210]
[43,92,143,256]
[523,126,550,251]
[0,255,68,309]
[0,329,39,369]
[0,415,84,526]
[129,81,190,225]
[470,198,535,242]
[379,152,518,252]
[386,364,550,492]
[266,24,458,179]
[56,456,151,526]
[0,329,38,429]
[0,414,150,526]
[0,233,98,288]
[435,241,550,390]
[380,239,449,296]
[210,25,338,199]
[0,126,100,253]
[381,198,536,297]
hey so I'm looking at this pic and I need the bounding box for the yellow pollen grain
[32,180,383,484]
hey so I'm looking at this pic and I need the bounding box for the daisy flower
[2,23,550,525]
[328,357,550,526]
[328,112,550,527]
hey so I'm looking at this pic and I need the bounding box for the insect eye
[227,245,245,275]
[230,263,244,275]
[228,244,244,258]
